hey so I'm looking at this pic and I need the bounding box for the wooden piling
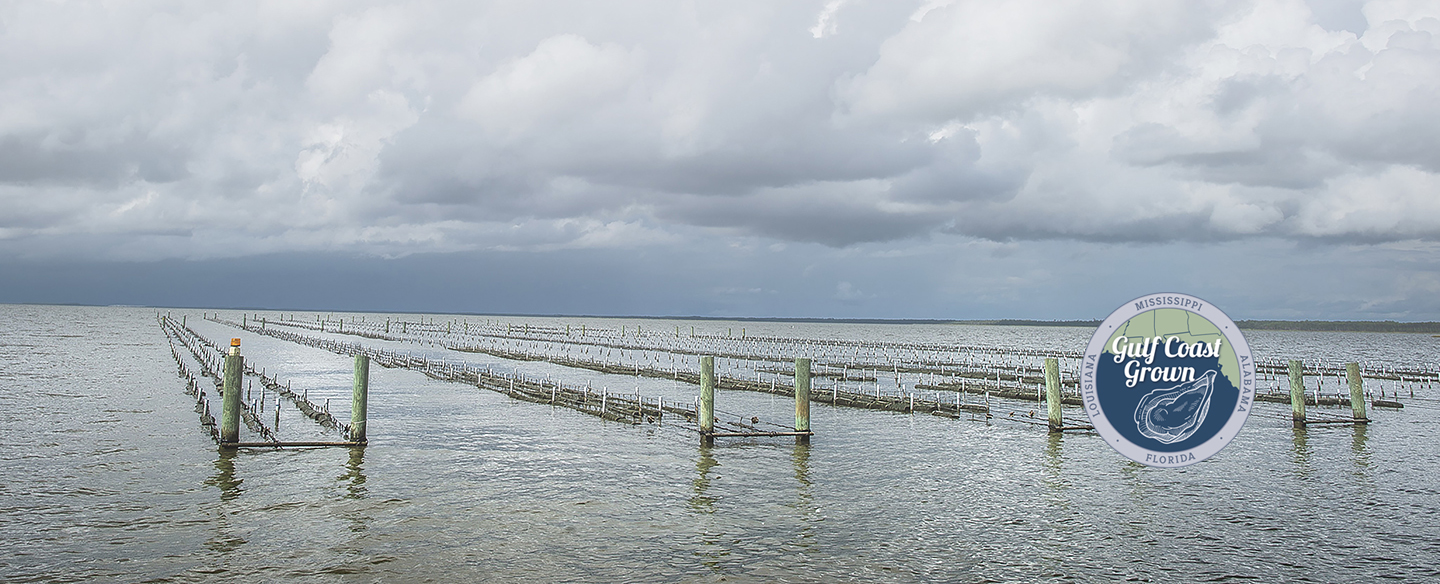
[700,356,715,446]
[1044,357,1062,433]
[1289,359,1306,428]
[795,357,811,444]
[221,338,243,444]
[1346,362,1368,423]
[352,354,369,443]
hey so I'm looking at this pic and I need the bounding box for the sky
[1,0,1438,320]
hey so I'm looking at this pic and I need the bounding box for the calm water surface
[2,305,1439,582]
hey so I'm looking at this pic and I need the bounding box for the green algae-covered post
[1044,357,1062,432]
[700,356,715,446]
[1289,359,1306,428]
[221,338,243,444]
[795,357,811,444]
[1346,362,1368,423]
[352,354,370,443]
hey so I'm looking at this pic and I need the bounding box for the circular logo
[1082,293,1255,467]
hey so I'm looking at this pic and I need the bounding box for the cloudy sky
[1,0,1438,320]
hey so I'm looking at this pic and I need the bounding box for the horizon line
[10,301,1440,332]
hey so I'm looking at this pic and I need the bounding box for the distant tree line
[463,313,1440,333]
[1233,320,1440,333]
[957,319,1440,333]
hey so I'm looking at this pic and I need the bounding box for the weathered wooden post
[352,354,370,443]
[700,356,715,446]
[1044,357,1062,432]
[1346,362,1368,423]
[795,357,811,444]
[1288,360,1306,428]
[221,338,243,444]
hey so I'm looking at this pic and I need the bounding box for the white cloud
[0,0,1437,265]
[457,34,643,138]
[840,1,1218,120]
[1293,165,1440,238]
[810,1,848,39]
[296,89,419,194]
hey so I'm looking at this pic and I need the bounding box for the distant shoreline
[1231,320,1440,334]
[595,316,1440,333]
[11,302,1440,333]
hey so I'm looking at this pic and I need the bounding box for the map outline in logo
[1081,293,1255,468]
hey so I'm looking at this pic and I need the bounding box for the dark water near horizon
[3,304,1439,582]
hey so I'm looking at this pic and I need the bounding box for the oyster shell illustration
[1133,370,1218,445]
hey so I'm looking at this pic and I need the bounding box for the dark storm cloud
[658,185,941,247]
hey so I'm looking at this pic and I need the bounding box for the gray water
[3,304,1439,582]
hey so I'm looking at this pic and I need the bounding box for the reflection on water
[339,446,367,500]
[203,448,247,554]
[206,447,243,501]
[690,446,726,573]
[339,447,371,535]
[791,443,811,489]
[1350,423,1371,476]
[689,446,718,514]
[791,444,818,549]
[1290,427,1312,478]
[204,518,247,554]
[1042,433,1067,494]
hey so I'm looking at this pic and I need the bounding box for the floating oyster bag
[1081,294,1255,467]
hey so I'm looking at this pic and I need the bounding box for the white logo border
[1081,293,1255,468]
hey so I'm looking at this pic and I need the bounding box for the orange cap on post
[230,338,241,347]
